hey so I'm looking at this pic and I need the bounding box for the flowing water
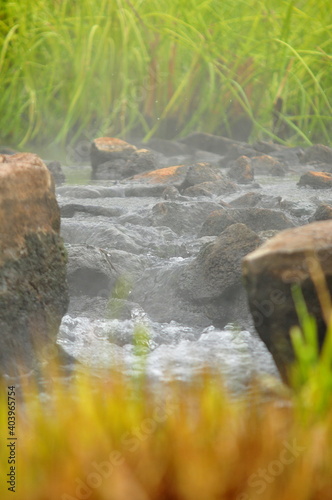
[56,166,330,392]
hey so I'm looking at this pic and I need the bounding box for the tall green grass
[1,0,332,151]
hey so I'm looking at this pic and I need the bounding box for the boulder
[130,164,189,189]
[300,144,332,165]
[0,153,69,374]
[178,223,262,326]
[182,162,224,187]
[180,132,237,155]
[310,204,332,222]
[200,207,294,236]
[151,200,222,235]
[228,156,254,184]
[93,148,158,180]
[46,160,66,185]
[251,155,286,176]
[298,171,332,189]
[90,137,137,178]
[183,179,237,197]
[242,220,332,382]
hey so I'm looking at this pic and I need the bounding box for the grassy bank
[1,0,332,150]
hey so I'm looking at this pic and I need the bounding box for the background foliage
[1,0,332,150]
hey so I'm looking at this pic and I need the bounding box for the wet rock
[123,184,166,197]
[199,210,237,236]
[178,223,262,326]
[92,158,127,180]
[251,155,286,176]
[182,162,224,187]
[305,161,332,173]
[200,207,294,236]
[56,185,124,199]
[310,204,332,222]
[151,200,222,235]
[252,141,283,155]
[66,244,145,297]
[67,245,118,297]
[180,132,237,155]
[61,220,144,254]
[183,184,213,197]
[130,261,211,327]
[123,149,158,176]
[221,144,257,165]
[298,171,332,189]
[130,164,189,189]
[270,147,302,166]
[229,192,262,208]
[183,179,237,197]
[243,220,332,382]
[301,144,332,165]
[228,156,254,184]
[60,203,123,218]
[235,207,294,232]
[46,160,66,185]
[162,186,182,200]
[147,138,191,156]
[91,137,137,168]
[0,153,68,374]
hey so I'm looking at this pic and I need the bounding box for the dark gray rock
[46,160,66,185]
[90,137,137,170]
[200,207,294,237]
[300,144,332,165]
[147,138,191,156]
[309,204,332,222]
[151,200,222,235]
[178,223,262,326]
[180,132,237,155]
[228,156,254,184]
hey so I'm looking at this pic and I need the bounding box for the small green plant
[291,285,332,415]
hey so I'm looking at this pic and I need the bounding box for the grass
[0,291,332,499]
[1,0,332,152]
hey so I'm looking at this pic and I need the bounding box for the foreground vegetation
[1,0,332,150]
[0,300,332,500]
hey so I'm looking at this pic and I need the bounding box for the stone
[123,149,158,176]
[230,192,262,208]
[234,207,294,232]
[180,132,237,155]
[0,153,69,374]
[183,179,237,197]
[130,164,190,188]
[178,223,262,326]
[199,207,293,237]
[90,137,137,176]
[242,220,332,382]
[298,171,332,189]
[228,156,254,183]
[251,155,286,176]
[151,200,222,235]
[46,160,66,185]
[301,144,332,165]
[221,144,257,165]
[310,204,332,222]
[182,162,224,187]
[199,210,237,236]
[147,138,190,156]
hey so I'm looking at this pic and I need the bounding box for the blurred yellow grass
[0,365,331,500]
